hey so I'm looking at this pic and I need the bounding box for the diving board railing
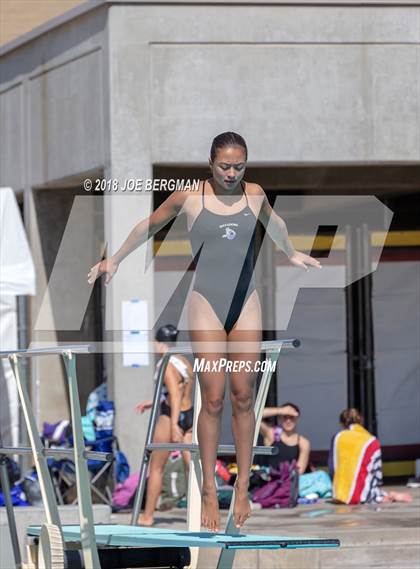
[0,341,339,569]
[129,338,300,569]
[0,345,104,569]
[0,446,112,569]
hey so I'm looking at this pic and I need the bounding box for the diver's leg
[188,291,227,532]
[228,291,262,528]
[192,341,226,532]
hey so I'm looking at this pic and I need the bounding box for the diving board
[28,524,340,551]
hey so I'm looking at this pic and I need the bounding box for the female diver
[88,132,321,532]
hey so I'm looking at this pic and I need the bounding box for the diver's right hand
[87,256,119,286]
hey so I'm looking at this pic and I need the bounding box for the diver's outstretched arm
[255,185,322,271]
[87,190,186,285]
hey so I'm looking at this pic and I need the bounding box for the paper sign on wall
[122,299,149,367]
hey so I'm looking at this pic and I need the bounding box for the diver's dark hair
[210,132,248,162]
[155,324,178,343]
[280,402,301,415]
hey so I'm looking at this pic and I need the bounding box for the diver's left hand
[289,251,322,271]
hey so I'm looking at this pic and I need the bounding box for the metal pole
[258,222,278,407]
[8,355,62,527]
[0,454,22,569]
[0,446,112,462]
[362,224,377,435]
[130,353,171,525]
[356,227,366,415]
[145,443,277,455]
[216,348,282,569]
[186,377,202,569]
[0,345,93,357]
[17,296,30,474]
[345,225,356,408]
[63,351,101,569]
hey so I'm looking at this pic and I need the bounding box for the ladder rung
[164,338,300,356]
[0,344,94,358]
[145,443,278,455]
[0,446,113,462]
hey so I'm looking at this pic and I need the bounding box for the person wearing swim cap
[134,324,193,526]
[88,132,321,531]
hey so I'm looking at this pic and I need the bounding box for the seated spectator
[259,402,310,474]
[329,408,412,504]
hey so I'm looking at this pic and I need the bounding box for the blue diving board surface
[28,524,340,550]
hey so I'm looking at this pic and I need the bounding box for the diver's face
[209,146,247,191]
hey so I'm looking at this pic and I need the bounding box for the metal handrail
[145,443,278,455]
[0,344,94,358]
[0,446,113,462]
[130,338,300,527]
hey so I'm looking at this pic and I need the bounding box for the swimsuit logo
[222,227,236,240]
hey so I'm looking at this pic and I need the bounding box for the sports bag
[252,460,299,508]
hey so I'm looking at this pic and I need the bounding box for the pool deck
[112,485,420,569]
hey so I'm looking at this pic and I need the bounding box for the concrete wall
[0,6,109,190]
[110,5,420,164]
[0,5,110,427]
[1,1,419,467]
[107,2,420,466]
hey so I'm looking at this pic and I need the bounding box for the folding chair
[45,406,122,507]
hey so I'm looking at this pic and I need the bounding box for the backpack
[0,482,29,507]
[160,453,187,508]
[115,450,130,484]
[252,460,299,508]
[23,469,43,506]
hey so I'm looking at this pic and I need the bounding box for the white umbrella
[0,187,35,446]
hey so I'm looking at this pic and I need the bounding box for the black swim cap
[155,324,178,343]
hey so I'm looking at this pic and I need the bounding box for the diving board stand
[1,344,340,569]
[217,341,293,569]
[129,339,319,569]
[0,345,103,569]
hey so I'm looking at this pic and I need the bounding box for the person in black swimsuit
[134,324,194,526]
[88,132,321,531]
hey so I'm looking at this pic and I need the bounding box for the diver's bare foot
[137,514,154,527]
[233,480,251,529]
[201,485,220,533]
